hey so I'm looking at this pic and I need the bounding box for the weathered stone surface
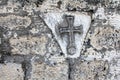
[10,35,48,55]
[73,60,109,80]
[0,63,24,80]
[107,57,120,80]
[29,15,49,34]
[0,15,31,30]
[0,0,120,80]
[30,60,68,80]
[89,27,120,50]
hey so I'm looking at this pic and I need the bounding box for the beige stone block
[10,35,48,55]
[89,27,120,50]
[73,60,109,80]
[0,15,31,30]
[30,61,68,80]
[0,63,24,80]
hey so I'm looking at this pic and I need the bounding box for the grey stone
[0,63,24,80]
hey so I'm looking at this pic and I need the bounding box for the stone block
[30,61,68,80]
[0,15,31,30]
[73,60,109,80]
[0,63,24,80]
[89,27,120,50]
[9,35,48,55]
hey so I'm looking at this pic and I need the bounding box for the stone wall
[0,0,120,80]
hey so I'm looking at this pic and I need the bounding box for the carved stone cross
[59,15,83,55]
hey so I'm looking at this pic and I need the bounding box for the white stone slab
[42,12,91,58]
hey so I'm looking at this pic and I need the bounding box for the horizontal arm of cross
[73,26,83,33]
[59,27,70,34]
[59,26,83,34]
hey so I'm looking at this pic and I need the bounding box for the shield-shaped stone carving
[42,12,91,58]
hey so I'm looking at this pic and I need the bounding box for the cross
[59,15,83,55]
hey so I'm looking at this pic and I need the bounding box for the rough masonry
[0,0,120,80]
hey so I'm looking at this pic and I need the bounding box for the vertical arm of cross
[66,16,75,46]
